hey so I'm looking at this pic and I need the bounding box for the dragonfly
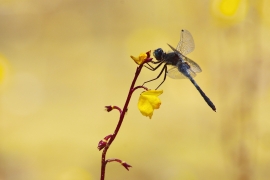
[143,29,216,112]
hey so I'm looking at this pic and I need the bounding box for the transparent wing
[182,56,202,73]
[176,29,195,55]
[167,43,202,73]
[167,66,196,79]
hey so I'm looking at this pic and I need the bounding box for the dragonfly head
[153,48,164,61]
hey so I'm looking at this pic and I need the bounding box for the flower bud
[97,134,112,151]
[105,106,113,112]
[131,50,152,65]
[107,158,132,171]
[121,161,132,171]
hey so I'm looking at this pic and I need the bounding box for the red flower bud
[105,106,113,112]
[107,158,132,171]
[121,161,132,171]
[104,105,122,113]
[97,134,112,151]
[146,50,151,58]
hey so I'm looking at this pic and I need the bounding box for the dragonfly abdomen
[189,77,216,112]
[178,62,191,77]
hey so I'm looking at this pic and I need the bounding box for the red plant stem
[131,85,148,94]
[100,65,143,180]
[112,106,122,114]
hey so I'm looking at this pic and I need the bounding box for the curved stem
[100,65,143,180]
[131,85,148,94]
[113,106,122,114]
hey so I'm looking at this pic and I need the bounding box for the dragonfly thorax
[163,52,181,66]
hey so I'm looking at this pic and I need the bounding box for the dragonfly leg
[144,60,164,71]
[143,64,168,89]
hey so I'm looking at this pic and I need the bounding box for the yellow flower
[211,0,248,24]
[0,53,9,85]
[130,51,151,65]
[138,90,163,119]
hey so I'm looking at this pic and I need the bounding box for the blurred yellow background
[0,0,270,179]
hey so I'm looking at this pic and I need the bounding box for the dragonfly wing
[167,66,196,79]
[167,43,182,57]
[167,67,187,79]
[188,69,197,78]
[176,29,195,55]
[167,44,202,74]
[183,56,202,73]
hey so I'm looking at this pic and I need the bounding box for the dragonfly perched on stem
[143,29,216,112]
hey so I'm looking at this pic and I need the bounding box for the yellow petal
[141,89,163,97]
[138,90,163,119]
[138,96,154,119]
[141,94,161,109]
[130,53,147,65]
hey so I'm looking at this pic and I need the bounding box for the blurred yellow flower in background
[219,0,241,16]
[0,54,6,84]
[211,0,248,24]
[0,53,10,88]
[138,90,163,119]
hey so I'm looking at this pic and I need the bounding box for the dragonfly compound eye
[153,48,163,60]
